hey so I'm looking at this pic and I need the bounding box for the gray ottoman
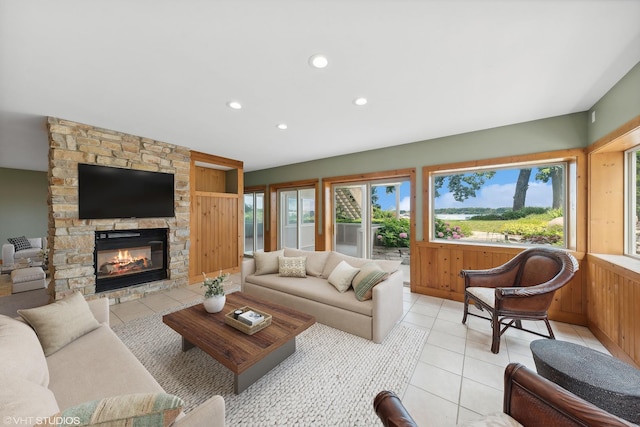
[530,339,640,423]
[11,266,46,293]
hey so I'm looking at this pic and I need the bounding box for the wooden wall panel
[586,255,640,367]
[190,193,239,277]
[195,166,226,193]
[412,242,586,325]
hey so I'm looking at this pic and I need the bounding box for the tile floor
[107,278,609,426]
[399,287,609,426]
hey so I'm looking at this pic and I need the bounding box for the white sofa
[2,236,45,266]
[0,292,225,426]
[242,248,404,343]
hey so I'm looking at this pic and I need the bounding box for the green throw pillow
[352,262,388,301]
[42,393,183,426]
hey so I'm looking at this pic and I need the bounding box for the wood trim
[191,150,243,169]
[587,115,640,154]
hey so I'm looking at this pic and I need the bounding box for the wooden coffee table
[162,291,315,393]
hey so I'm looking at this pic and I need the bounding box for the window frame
[423,150,584,252]
[624,147,640,258]
[243,187,265,256]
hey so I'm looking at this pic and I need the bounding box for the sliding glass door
[244,190,264,255]
[278,188,315,250]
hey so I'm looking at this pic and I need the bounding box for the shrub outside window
[431,162,571,248]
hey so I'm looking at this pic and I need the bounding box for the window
[278,188,315,250]
[625,148,640,257]
[430,160,576,249]
[244,190,264,255]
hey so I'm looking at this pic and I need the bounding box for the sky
[434,168,553,209]
[375,168,555,211]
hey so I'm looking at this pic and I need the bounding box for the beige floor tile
[459,378,503,416]
[410,361,462,403]
[400,320,430,333]
[504,336,534,358]
[457,406,483,425]
[109,300,154,322]
[403,311,436,329]
[432,318,468,339]
[441,299,464,311]
[419,343,465,375]
[401,385,459,427]
[163,287,201,304]
[508,353,537,371]
[139,292,184,312]
[463,356,505,390]
[464,340,511,366]
[427,329,467,354]
[465,328,492,346]
[415,295,444,306]
[109,313,124,328]
[410,302,441,318]
[436,308,464,324]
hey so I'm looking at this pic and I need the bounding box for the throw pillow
[283,248,329,277]
[278,256,307,278]
[253,249,284,275]
[42,393,183,427]
[352,262,389,301]
[327,260,360,292]
[18,291,100,356]
[8,236,32,252]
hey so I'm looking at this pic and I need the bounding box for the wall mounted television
[78,164,175,219]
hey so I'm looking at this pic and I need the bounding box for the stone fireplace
[47,117,191,303]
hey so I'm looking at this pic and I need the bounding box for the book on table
[237,310,265,326]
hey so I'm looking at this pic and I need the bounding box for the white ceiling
[1,0,639,172]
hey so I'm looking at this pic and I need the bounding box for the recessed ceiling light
[353,97,368,106]
[227,101,242,110]
[309,54,328,69]
[277,123,288,130]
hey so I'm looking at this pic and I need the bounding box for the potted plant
[202,271,229,313]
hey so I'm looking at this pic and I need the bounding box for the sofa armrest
[2,243,15,265]
[241,258,256,290]
[172,395,225,427]
[371,270,404,343]
[87,297,110,324]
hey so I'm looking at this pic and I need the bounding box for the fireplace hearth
[94,228,168,293]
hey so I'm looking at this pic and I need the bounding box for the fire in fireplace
[94,228,168,293]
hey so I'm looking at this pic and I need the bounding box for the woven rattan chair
[461,247,579,353]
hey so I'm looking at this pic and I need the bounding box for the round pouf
[203,295,226,313]
[530,339,640,423]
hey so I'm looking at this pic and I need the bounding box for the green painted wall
[588,61,640,143]
[0,168,48,255]
[245,112,588,240]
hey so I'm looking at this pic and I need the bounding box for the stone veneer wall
[47,117,190,302]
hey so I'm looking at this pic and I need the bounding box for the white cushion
[327,260,360,292]
[18,291,100,356]
[467,287,496,308]
[0,315,50,386]
[283,248,329,277]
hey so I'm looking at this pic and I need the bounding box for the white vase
[203,295,226,313]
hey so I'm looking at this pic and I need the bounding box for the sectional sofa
[242,248,404,343]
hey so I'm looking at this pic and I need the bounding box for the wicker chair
[374,363,635,427]
[461,247,578,353]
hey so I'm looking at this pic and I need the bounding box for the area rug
[113,303,427,426]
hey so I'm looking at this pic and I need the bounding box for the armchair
[461,247,578,353]
[2,236,46,266]
[374,363,635,427]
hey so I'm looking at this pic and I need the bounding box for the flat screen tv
[78,164,175,219]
